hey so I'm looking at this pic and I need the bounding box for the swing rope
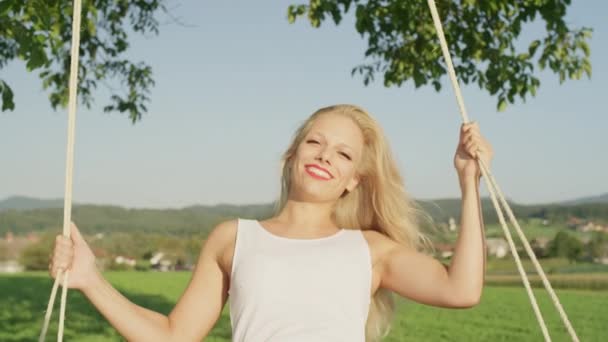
[38,0,579,341]
[39,0,82,340]
[426,1,579,341]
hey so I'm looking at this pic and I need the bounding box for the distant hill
[1,194,606,236]
[558,193,608,205]
[3,193,606,212]
[0,197,276,236]
[0,196,65,212]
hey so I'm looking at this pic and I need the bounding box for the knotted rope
[426,1,579,341]
[39,0,82,340]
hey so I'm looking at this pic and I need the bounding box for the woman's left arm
[446,169,486,305]
[379,122,493,308]
[447,121,493,304]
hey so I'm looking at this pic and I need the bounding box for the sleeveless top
[228,218,372,342]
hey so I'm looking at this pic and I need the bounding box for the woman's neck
[273,199,339,232]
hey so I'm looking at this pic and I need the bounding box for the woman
[50,104,493,341]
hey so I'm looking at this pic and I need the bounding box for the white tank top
[228,218,372,342]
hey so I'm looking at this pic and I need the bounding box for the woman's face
[290,113,364,203]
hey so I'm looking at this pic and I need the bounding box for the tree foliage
[0,203,276,236]
[18,233,54,270]
[287,0,592,111]
[587,231,608,260]
[3,200,608,240]
[547,231,583,262]
[0,0,165,123]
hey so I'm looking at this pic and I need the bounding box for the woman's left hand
[454,122,494,183]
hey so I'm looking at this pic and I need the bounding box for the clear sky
[1,1,606,209]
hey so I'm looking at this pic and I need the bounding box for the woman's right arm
[50,220,235,341]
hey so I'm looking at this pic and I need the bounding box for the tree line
[2,200,607,237]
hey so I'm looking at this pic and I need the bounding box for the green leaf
[528,40,541,56]
[25,45,47,71]
[582,59,592,78]
[287,5,299,23]
[0,0,13,16]
[577,41,590,57]
[0,80,16,111]
[497,98,507,112]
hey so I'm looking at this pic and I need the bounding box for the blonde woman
[50,104,493,341]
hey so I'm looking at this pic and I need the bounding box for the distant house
[577,221,608,233]
[566,216,585,229]
[0,260,24,273]
[448,217,457,232]
[530,236,551,250]
[564,216,608,234]
[114,255,137,267]
[434,243,454,259]
[0,231,59,273]
[486,238,509,258]
[150,252,173,272]
[596,257,608,265]
[530,237,551,258]
[1,232,34,262]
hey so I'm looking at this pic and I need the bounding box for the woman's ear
[345,174,360,193]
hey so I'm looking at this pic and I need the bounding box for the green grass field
[485,257,608,276]
[2,272,606,341]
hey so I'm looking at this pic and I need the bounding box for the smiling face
[288,113,364,203]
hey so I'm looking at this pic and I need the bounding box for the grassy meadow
[2,271,606,341]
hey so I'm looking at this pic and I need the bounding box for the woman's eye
[306,139,350,160]
[339,152,352,161]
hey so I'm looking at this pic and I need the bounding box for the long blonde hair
[274,104,433,341]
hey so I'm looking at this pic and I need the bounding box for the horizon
[2,1,606,208]
[2,192,606,211]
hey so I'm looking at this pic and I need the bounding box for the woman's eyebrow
[310,131,355,152]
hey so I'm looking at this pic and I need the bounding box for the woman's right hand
[49,222,98,291]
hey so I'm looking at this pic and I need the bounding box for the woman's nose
[315,148,331,164]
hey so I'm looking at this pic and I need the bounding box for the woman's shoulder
[207,219,239,247]
[204,219,239,276]
[203,219,239,259]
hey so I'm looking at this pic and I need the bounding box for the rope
[39,0,83,340]
[36,0,579,341]
[426,1,579,341]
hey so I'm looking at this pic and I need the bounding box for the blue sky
[1,1,606,209]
